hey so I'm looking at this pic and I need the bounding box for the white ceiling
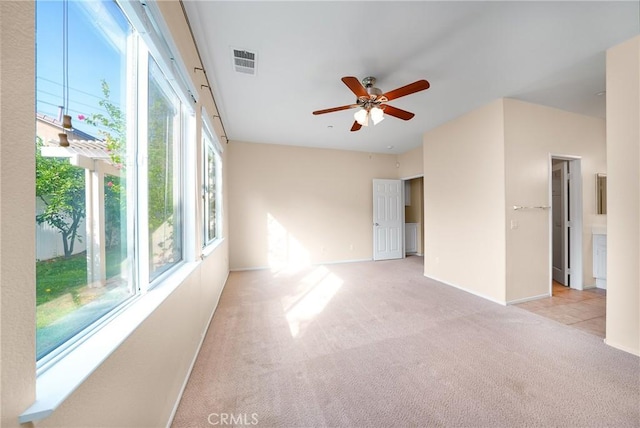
[183,1,639,154]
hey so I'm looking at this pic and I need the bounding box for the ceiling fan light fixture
[313,75,430,132]
[354,108,369,126]
[370,107,384,125]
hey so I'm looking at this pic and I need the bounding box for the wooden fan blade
[383,80,430,101]
[342,76,370,98]
[383,105,415,121]
[350,121,362,132]
[313,104,358,115]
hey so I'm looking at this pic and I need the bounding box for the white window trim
[118,0,198,107]
[183,107,198,264]
[137,44,151,292]
[145,55,186,284]
[201,107,223,251]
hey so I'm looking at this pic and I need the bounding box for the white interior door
[552,161,569,285]
[373,179,403,261]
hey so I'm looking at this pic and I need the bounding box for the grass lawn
[36,247,126,329]
[36,252,88,306]
[36,247,126,306]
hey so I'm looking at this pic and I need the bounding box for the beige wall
[398,145,423,178]
[422,97,607,305]
[605,36,640,356]
[423,99,507,303]
[1,2,37,426]
[228,141,398,269]
[0,2,231,426]
[503,99,606,302]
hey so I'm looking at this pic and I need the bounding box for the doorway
[549,155,583,293]
[552,159,569,286]
[403,177,424,257]
[371,177,424,262]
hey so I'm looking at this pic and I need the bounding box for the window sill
[19,261,200,424]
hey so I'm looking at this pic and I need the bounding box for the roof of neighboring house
[41,139,112,161]
[36,112,101,142]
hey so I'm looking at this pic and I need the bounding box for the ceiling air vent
[231,48,257,75]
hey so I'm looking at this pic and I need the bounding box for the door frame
[548,154,584,292]
[551,160,569,285]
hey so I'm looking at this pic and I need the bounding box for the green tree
[36,81,127,259]
[83,80,126,168]
[83,80,126,250]
[35,136,86,258]
[147,78,176,232]
[84,78,178,267]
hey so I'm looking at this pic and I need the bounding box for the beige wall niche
[422,97,607,306]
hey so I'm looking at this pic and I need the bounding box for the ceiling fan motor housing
[362,76,382,97]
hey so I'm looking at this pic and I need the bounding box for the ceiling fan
[312,76,430,132]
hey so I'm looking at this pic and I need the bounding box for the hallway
[515,282,606,338]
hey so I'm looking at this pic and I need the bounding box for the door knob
[374,223,380,226]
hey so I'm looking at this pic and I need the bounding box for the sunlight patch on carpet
[282,266,343,338]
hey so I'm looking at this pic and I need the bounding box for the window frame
[35,0,139,370]
[201,111,223,250]
[144,54,185,284]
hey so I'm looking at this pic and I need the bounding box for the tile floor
[515,282,606,338]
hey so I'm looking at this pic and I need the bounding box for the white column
[85,169,95,286]
[92,164,107,286]
[85,163,106,287]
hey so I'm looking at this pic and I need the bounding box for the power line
[36,75,107,101]
[37,100,93,118]
[37,89,111,114]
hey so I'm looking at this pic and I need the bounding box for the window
[147,58,183,279]
[202,121,222,247]
[35,0,190,365]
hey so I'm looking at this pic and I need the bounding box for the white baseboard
[424,274,507,306]
[322,258,372,265]
[230,258,373,272]
[230,265,270,272]
[604,339,640,357]
[507,293,550,305]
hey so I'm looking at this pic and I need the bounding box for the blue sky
[36,0,129,137]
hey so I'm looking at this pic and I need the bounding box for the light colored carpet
[172,256,639,427]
